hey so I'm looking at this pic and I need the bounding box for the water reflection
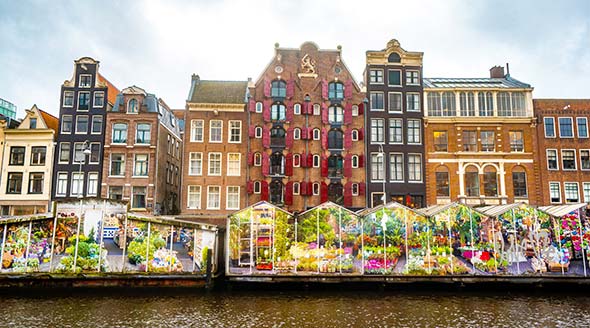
[0,290,589,327]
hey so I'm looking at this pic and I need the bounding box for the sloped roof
[416,202,460,217]
[188,78,248,104]
[538,203,587,218]
[357,201,421,217]
[229,201,294,217]
[299,201,359,217]
[98,73,120,105]
[475,203,529,218]
[39,109,58,134]
[423,76,531,89]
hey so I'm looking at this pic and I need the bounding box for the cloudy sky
[1,0,589,117]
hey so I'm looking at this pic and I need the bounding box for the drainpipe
[154,117,159,215]
[246,92,251,207]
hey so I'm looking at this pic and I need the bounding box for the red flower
[480,251,491,261]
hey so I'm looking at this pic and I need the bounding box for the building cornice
[187,102,245,112]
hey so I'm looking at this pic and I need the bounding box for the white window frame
[293,182,300,195]
[87,172,99,196]
[370,152,385,182]
[544,117,556,138]
[207,185,221,210]
[226,186,240,210]
[351,183,359,196]
[371,192,386,208]
[228,120,242,143]
[209,120,223,143]
[63,91,74,107]
[407,153,423,183]
[405,70,420,86]
[407,119,422,145]
[583,182,590,204]
[388,69,402,87]
[190,119,204,142]
[389,118,403,144]
[370,92,384,111]
[254,153,262,166]
[294,128,301,140]
[109,153,125,177]
[253,181,261,194]
[78,74,92,87]
[93,91,105,108]
[312,155,320,168]
[389,153,404,183]
[88,142,101,164]
[294,103,301,115]
[189,152,203,176]
[580,149,590,171]
[58,142,70,164]
[369,69,384,84]
[352,105,359,117]
[255,102,263,113]
[133,154,149,177]
[208,152,222,176]
[558,117,574,138]
[312,183,320,196]
[255,126,262,138]
[91,115,103,135]
[313,104,320,116]
[127,99,139,114]
[577,117,589,138]
[75,115,89,134]
[561,149,577,171]
[351,129,358,141]
[564,182,580,203]
[388,92,403,113]
[370,118,385,144]
[546,149,559,170]
[293,154,301,167]
[549,181,561,204]
[313,129,320,140]
[187,185,201,209]
[351,155,359,168]
[227,153,241,176]
[70,172,85,197]
[61,115,72,134]
[56,172,68,197]
[77,91,90,111]
[406,92,421,112]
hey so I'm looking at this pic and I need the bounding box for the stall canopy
[476,202,539,218]
[416,202,463,218]
[538,203,587,218]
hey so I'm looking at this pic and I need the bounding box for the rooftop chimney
[191,74,200,83]
[489,66,505,78]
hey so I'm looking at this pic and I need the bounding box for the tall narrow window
[562,150,576,170]
[512,170,527,197]
[78,92,90,111]
[436,168,450,197]
[208,153,222,175]
[271,104,286,121]
[483,167,498,197]
[190,120,204,142]
[133,154,149,176]
[407,119,421,144]
[406,93,420,112]
[189,152,202,175]
[549,182,561,203]
[389,119,403,144]
[328,106,343,124]
[136,123,151,144]
[61,115,72,133]
[70,172,84,197]
[558,117,573,137]
[59,143,70,164]
[544,117,555,137]
[407,154,422,182]
[226,186,240,210]
[112,123,127,143]
[91,115,103,134]
[497,92,511,116]
[93,91,104,107]
[478,92,493,116]
[271,80,287,98]
[511,92,526,116]
[270,127,286,147]
[56,173,68,196]
[229,120,241,143]
[509,131,524,152]
[328,82,344,100]
[480,131,495,152]
[389,153,403,182]
[89,143,100,164]
[547,149,558,170]
[433,131,448,152]
[328,129,343,150]
[577,117,588,138]
[370,119,384,143]
[127,99,138,113]
[371,153,384,181]
[328,155,343,178]
[462,131,477,152]
[370,92,384,111]
[110,154,125,176]
[465,167,479,197]
[441,92,455,116]
[87,172,98,196]
[29,118,37,129]
[132,186,146,208]
[227,153,241,176]
[270,153,285,175]
[270,180,283,204]
[427,93,442,116]
[388,92,402,113]
[63,91,74,107]
[9,147,25,165]
[459,92,475,116]
[187,186,201,209]
[580,150,590,170]
[209,120,222,142]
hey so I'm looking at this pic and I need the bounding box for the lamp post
[73,140,91,272]
[304,95,311,210]
[77,140,92,198]
[376,144,386,206]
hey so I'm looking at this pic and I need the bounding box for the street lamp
[376,144,386,206]
[77,140,92,198]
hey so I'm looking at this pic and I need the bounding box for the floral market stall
[476,203,551,275]
[0,214,53,273]
[539,203,589,276]
[227,201,295,275]
[359,202,420,275]
[295,202,362,275]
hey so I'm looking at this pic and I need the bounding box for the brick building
[424,66,541,206]
[247,42,366,212]
[52,57,119,200]
[101,86,182,214]
[180,75,248,219]
[365,39,425,208]
[534,99,590,204]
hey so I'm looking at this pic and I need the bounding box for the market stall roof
[229,201,294,217]
[416,202,461,217]
[0,212,53,224]
[538,203,587,218]
[357,201,422,217]
[299,201,359,217]
[475,202,536,218]
[128,212,218,231]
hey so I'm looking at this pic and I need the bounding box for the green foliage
[297,209,336,247]
[126,233,166,265]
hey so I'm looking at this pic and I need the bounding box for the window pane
[388,93,402,112]
[512,172,527,197]
[544,117,555,137]
[436,171,449,197]
[388,70,401,85]
[433,131,447,152]
[559,118,573,137]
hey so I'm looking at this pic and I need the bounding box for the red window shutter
[308,127,314,140]
[321,155,328,177]
[321,128,328,150]
[247,181,254,194]
[261,180,269,201]
[359,182,366,196]
[301,127,308,140]
[344,154,352,177]
[344,182,353,207]
[344,103,352,125]
[300,180,308,196]
[359,103,365,115]
[263,100,271,122]
[359,154,365,168]
[262,126,270,148]
[285,153,293,176]
[300,152,307,167]
[321,103,329,124]
[308,182,313,196]
[321,79,328,100]
[307,153,313,168]
[359,128,364,140]
[286,101,294,122]
[285,181,293,205]
[320,182,328,203]
[302,102,309,115]
[286,79,295,98]
[247,152,254,166]
[263,79,271,98]
[344,79,353,99]
[249,125,255,138]
[344,129,352,149]
[286,127,294,148]
[249,98,256,112]
[262,152,270,176]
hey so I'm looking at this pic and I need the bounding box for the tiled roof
[98,73,120,105]
[39,109,58,134]
[188,79,247,104]
[423,76,531,89]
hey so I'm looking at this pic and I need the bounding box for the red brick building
[534,99,590,204]
[101,86,182,214]
[247,42,366,212]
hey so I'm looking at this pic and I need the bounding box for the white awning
[538,203,587,218]
[416,202,459,217]
[475,203,527,218]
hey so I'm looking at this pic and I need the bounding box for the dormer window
[271,80,287,98]
[127,99,139,114]
[388,52,401,63]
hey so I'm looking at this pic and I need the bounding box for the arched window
[328,183,344,205]
[255,102,263,113]
[293,154,301,167]
[465,166,479,197]
[435,166,450,197]
[427,92,442,116]
[460,92,475,116]
[497,92,512,116]
[271,80,286,98]
[351,183,359,196]
[351,155,359,168]
[328,129,344,150]
[255,126,262,138]
[329,82,344,100]
[313,128,320,140]
[478,92,494,117]
[312,183,320,195]
[313,104,321,116]
[511,92,526,116]
[293,182,300,195]
[483,166,498,197]
[270,127,285,147]
[253,181,261,194]
[441,92,455,116]
[294,128,301,140]
[254,152,262,166]
[270,179,283,204]
[312,155,320,167]
[270,152,285,175]
[388,52,401,63]
[127,99,138,113]
[328,106,343,124]
[351,129,359,141]
[328,155,343,178]
[294,103,301,115]
[512,166,528,197]
[352,105,359,116]
[271,103,286,121]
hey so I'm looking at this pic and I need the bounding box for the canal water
[1,289,589,327]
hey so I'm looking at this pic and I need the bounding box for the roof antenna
[506,63,510,76]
